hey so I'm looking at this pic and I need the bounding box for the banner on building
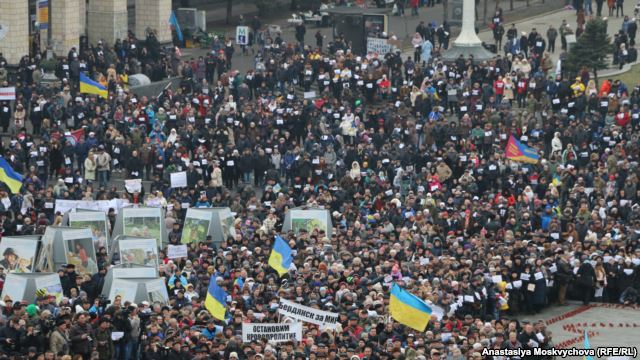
[37,0,49,30]
[242,323,302,343]
[278,299,339,328]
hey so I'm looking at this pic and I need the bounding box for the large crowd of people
[0,1,639,359]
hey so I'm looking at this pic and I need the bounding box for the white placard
[236,26,249,45]
[170,171,187,188]
[167,244,188,259]
[366,37,396,54]
[55,199,129,214]
[278,299,339,328]
[242,323,302,344]
[534,272,544,280]
[125,178,142,193]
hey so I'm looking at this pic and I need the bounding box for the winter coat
[211,167,223,187]
[84,157,96,181]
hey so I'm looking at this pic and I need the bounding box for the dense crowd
[0,3,639,360]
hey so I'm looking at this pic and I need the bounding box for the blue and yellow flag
[204,275,227,321]
[389,283,432,331]
[234,277,244,290]
[0,157,23,194]
[583,329,593,360]
[169,11,184,42]
[80,72,108,99]
[269,235,293,277]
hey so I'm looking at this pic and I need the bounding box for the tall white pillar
[442,0,494,62]
[454,0,482,46]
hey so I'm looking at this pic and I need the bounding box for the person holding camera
[95,317,114,360]
[0,318,24,355]
[113,308,133,360]
[69,312,94,359]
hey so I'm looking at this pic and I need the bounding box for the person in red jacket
[493,75,505,106]
[615,108,630,127]
[516,76,528,107]
[410,0,420,16]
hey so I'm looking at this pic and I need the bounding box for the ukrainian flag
[234,277,244,290]
[268,235,293,277]
[389,283,432,331]
[80,72,108,99]
[204,275,227,321]
[0,157,23,194]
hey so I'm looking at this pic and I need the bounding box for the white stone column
[135,0,172,43]
[87,0,128,45]
[454,0,482,46]
[0,0,29,65]
[51,0,81,55]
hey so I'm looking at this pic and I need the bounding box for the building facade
[0,0,172,64]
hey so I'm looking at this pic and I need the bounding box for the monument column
[51,0,81,55]
[87,0,128,45]
[454,0,483,46]
[442,0,494,62]
[135,0,172,43]
[0,1,29,65]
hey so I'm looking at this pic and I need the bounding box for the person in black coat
[555,254,573,305]
[125,150,144,179]
[576,256,597,305]
[0,318,24,355]
[517,323,539,351]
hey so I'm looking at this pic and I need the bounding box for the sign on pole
[236,26,249,45]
